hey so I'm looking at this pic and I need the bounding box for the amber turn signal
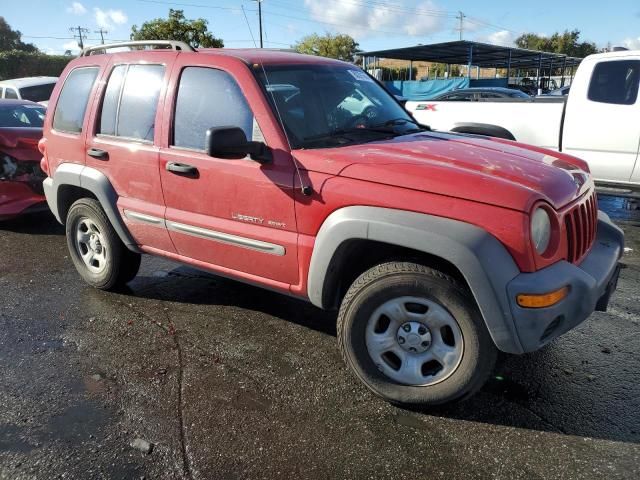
[516,287,570,308]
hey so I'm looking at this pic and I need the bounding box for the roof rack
[81,40,195,57]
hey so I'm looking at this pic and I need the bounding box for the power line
[269,0,457,19]
[137,0,255,13]
[22,35,128,41]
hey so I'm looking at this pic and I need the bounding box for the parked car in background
[0,77,58,107]
[407,49,640,191]
[0,99,47,220]
[543,85,571,96]
[432,87,530,101]
[40,41,623,407]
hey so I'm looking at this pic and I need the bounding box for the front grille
[564,191,598,264]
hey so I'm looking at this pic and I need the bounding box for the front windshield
[256,64,422,149]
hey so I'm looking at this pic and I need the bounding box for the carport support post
[506,49,512,83]
[537,53,543,95]
[409,60,413,80]
[467,44,474,80]
[561,56,567,87]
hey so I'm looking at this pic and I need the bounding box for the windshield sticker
[348,69,374,83]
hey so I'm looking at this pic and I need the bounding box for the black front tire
[66,198,141,290]
[337,262,497,407]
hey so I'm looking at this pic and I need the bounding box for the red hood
[0,127,42,162]
[293,131,592,212]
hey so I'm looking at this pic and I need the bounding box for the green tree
[130,9,223,48]
[0,16,37,52]
[515,29,597,57]
[293,33,359,62]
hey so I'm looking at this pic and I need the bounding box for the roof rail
[81,40,195,56]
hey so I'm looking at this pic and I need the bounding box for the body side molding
[166,220,286,256]
[307,206,524,353]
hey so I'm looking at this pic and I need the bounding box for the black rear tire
[66,198,141,290]
[337,262,497,406]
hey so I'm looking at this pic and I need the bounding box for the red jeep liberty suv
[40,41,624,406]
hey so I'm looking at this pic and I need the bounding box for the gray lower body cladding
[43,164,140,252]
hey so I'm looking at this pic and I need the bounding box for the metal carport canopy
[359,40,582,69]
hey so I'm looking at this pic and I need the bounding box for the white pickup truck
[406,50,640,191]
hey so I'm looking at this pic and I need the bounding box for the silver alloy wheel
[75,217,108,274]
[365,296,464,386]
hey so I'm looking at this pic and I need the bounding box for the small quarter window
[5,88,18,99]
[53,67,99,133]
[588,60,640,105]
[173,67,255,151]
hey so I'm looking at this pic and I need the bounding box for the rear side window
[53,67,99,133]
[5,88,18,99]
[588,60,640,105]
[442,93,472,101]
[173,67,254,151]
[99,64,165,141]
[19,83,56,103]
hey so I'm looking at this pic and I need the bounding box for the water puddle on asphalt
[0,424,37,453]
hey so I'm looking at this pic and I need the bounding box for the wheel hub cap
[75,217,107,274]
[364,296,464,386]
[396,321,431,353]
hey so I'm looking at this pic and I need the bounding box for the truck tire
[66,198,141,290]
[337,262,496,406]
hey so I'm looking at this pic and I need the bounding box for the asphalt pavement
[0,196,638,480]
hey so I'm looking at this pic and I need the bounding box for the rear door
[84,52,177,252]
[562,57,640,183]
[158,56,299,288]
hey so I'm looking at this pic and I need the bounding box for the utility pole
[456,11,465,41]
[70,26,89,49]
[95,28,108,44]
[253,0,263,48]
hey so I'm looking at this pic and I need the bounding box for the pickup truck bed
[407,50,640,190]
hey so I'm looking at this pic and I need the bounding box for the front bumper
[506,210,624,352]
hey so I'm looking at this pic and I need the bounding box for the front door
[159,61,298,288]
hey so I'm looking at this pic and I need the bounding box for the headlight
[531,207,551,255]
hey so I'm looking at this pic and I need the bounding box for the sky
[3,0,640,55]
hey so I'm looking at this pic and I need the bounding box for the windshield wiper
[304,126,396,143]
[372,117,430,131]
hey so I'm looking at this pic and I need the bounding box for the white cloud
[303,0,446,39]
[479,30,516,47]
[62,40,81,52]
[622,37,640,50]
[67,2,86,15]
[94,8,128,29]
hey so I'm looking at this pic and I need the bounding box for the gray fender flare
[43,163,140,252]
[307,206,524,353]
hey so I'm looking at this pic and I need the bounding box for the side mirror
[205,126,271,164]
